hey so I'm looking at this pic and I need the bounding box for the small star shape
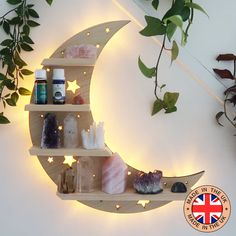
[63,156,76,167]
[48,157,53,163]
[137,200,150,208]
[67,80,80,94]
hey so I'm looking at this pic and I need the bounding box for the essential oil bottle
[34,69,47,104]
[52,69,65,104]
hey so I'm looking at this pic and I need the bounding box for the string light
[96,44,100,49]
[128,171,132,176]
[77,114,80,118]
[116,205,120,210]
[46,68,50,72]
[86,32,90,36]
[58,126,63,131]
[83,71,87,75]
[40,114,44,118]
[105,27,110,33]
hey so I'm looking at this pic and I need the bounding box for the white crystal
[64,113,78,148]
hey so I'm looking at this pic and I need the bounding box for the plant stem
[154,35,166,99]
[224,93,236,128]
[185,0,194,39]
[0,7,18,19]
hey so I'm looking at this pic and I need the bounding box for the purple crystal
[41,113,60,148]
[133,170,163,194]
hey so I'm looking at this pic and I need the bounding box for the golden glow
[96,44,100,49]
[83,71,87,75]
[105,27,110,33]
[61,51,64,55]
[77,114,80,118]
[58,126,63,131]
[40,114,44,118]
[128,171,132,176]
[93,174,96,178]
[63,156,76,167]
[46,68,50,72]
[48,157,53,163]
[86,32,90,36]
[116,205,120,210]
[137,200,150,208]
[67,80,80,94]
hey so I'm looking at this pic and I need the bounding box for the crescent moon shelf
[25,20,205,213]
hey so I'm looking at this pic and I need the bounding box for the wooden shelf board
[29,146,112,157]
[25,104,90,112]
[57,189,189,201]
[41,58,96,67]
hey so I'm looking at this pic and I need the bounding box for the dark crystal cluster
[133,170,163,194]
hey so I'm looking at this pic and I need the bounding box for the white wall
[0,0,235,235]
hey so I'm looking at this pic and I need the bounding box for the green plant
[138,0,207,116]
[0,0,53,124]
[213,54,236,129]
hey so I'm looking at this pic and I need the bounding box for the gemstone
[133,170,163,194]
[63,113,78,148]
[171,182,187,193]
[41,113,60,148]
[72,94,85,104]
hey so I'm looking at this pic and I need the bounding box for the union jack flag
[192,193,223,224]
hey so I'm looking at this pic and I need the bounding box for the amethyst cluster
[133,170,163,194]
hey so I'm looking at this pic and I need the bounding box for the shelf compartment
[25,104,90,112]
[41,58,96,67]
[29,146,112,157]
[57,188,189,201]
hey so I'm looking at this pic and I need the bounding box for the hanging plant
[0,0,53,124]
[138,0,207,116]
[213,54,236,129]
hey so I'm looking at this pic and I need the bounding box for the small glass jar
[52,69,65,104]
[34,69,47,104]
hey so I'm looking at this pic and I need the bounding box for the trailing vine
[0,0,53,124]
[138,0,207,116]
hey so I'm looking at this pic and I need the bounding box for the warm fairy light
[137,200,150,208]
[61,51,64,55]
[77,114,80,118]
[93,174,96,178]
[46,68,50,72]
[116,205,120,210]
[105,27,110,33]
[128,171,132,176]
[86,32,90,36]
[67,80,80,94]
[40,114,44,118]
[48,157,53,163]
[63,156,76,167]
[96,44,100,49]
[58,126,63,131]
[83,71,87,75]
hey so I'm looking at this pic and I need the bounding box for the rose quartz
[72,94,85,104]
[102,153,127,194]
[64,44,97,59]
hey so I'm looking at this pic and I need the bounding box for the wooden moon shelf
[25,20,205,213]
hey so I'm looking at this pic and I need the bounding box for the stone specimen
[102,153,127,194]
[133,170,163,194]
[64,44,97,59]
[171,182,187,193]
[76,157,95,193]
[57,167,76,194]
[41,113,60,148]
[64,113,78,148]
[81,122,105,149]
[72,94,85,104]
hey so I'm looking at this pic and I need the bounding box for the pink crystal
[64,44,97,59]
[72,94,85,104]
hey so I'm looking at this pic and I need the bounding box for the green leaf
[166,23,177,41]
[160,84,166,90]
[165,106,177,113]
[0,114,10,124]
[185,2,208,17]
[216,111,224,126]
[9,16,21,25]
[162,0,185,20]
[19,87,31,96]
[3,21,10,34]
[6,98,16,106]
[22,35,34,44]
[7,0,21,5]
[23,25,30,35]
[163,92,179,109]
[152,0,159,10]
[138,57,156,78]
[21,43,33,51]
[1,39,12,46]
[21,69,33,75]
[140,16,166,36]
[152,99,164,116]
[28,9,39,18]
[11,92,19,104]
[14,51,27,67]
[27,20,40,27]
[164,15,183,29]
[171,40,179,63]
[3,79,15,90]
[0,73,6,81]
[181,6,191,21]
[46,0,53,6]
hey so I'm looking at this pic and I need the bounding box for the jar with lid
[52,69,66,104]
[34,69,47,104]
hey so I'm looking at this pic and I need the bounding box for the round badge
[184,185,231,233]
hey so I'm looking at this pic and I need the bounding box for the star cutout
[67,80,80,94]
[48,157,53,163]
[63,156,77,167]
[137,200,150,208]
